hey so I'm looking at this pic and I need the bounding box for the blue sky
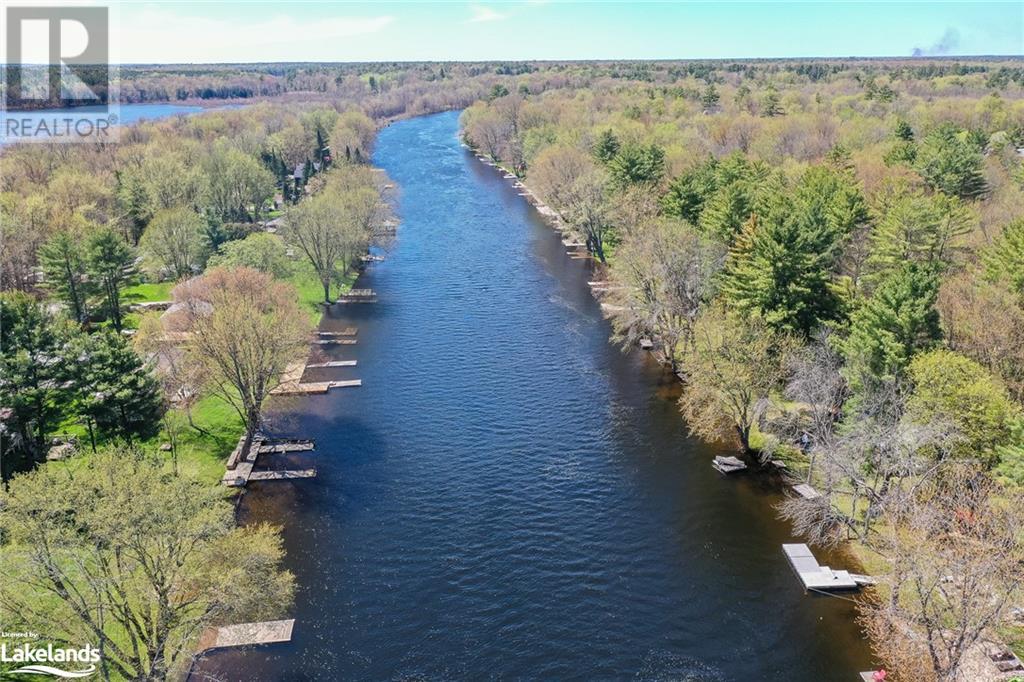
[113,2,1022,63]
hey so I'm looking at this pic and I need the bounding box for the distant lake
[0,103,227,144]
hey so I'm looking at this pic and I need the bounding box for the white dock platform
[783,543,859,591]
[197,619,294,652]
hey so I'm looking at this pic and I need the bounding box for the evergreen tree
[39,230,91,323]
[0,293,74,474]
[894,119,915,141]
[841,263,942,393]
[698,181,757,243]
[593,129,620,164]
[85,228,134,332]
[606,142,665,187]
[661,156,719,224]
[761,87,784,117]
[866,187,973,282]
[69,330,164,444]
[720,167,864,335]
[700,83,720,110]
[983,217,1024,295]
[914,123,988,199]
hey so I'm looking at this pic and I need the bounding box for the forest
[2,57,1024,680]
[460,57,1024,681]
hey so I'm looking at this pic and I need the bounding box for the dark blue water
[196,110,872,681]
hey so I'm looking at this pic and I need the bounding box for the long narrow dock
[197,619,295,652]
[313,338,357,345]
[248,469,316,481]
[306,360,357,368]
[318,328,358,337]
[783,543,859,591]
[258,440,314,454]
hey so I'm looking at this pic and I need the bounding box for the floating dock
[639,338,654,350]
[306,360,357,368]
[197,619,295,652]
[782,543,859,591]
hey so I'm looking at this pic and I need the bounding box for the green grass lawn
[286,260,358,325]
[122,280,176,304]
[47,395,243,487]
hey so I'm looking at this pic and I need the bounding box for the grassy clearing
[122,280,175,304]
[286,259,358,325]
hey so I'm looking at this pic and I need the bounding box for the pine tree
[840,262,942,392]
[593,129,620,164]
[70,330,164,444]
[85,228,134,332]
[866,187,973,282]
[983,216,1024,295]
[701,83,720,111]
[661,156,719,224]
[720,166,867,335]
[39,230,91,323]
[914,123,988,199]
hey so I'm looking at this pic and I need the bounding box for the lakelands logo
[1,642,100,678]
[1,3,120,143]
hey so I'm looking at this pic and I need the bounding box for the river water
[196,110,872,681]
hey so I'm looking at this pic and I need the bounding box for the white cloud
[117,7,394,63]
[467,4,507,24]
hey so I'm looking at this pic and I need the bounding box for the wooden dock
[197,619,295,652]
[248,469,316,481]
[792,483,823,500]
[337,289,377,303]
[639,338,654,350]
[313,338,357,345]
[270,379,361,396]
[712,455,747,474]
[306,360,357,368]
[258,440,314,454]
[318,328,358,337]
[783,543,859,591]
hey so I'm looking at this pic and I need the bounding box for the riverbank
[194,110,872,680]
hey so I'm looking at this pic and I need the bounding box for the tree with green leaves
[39,229,91,323]
[69,329,164,446]
[140,207,210,280]
[841,263,942,394]
[208,232,292,279]
[606,142,665,187]
[593,129,620,164]
[914,123,988,200]
[0,293,73,476]
[0,447,294,681]
[866,186,973,282]
[983,216,1024,295]
[661,156,720,224]
[720,166,867,334]
[85,227,134,331]
[678,306,797,452]
[760,87,784,117]
[906,349,1018,464]
[700,83,720,110]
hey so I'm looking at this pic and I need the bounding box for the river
[195,110,873,681]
